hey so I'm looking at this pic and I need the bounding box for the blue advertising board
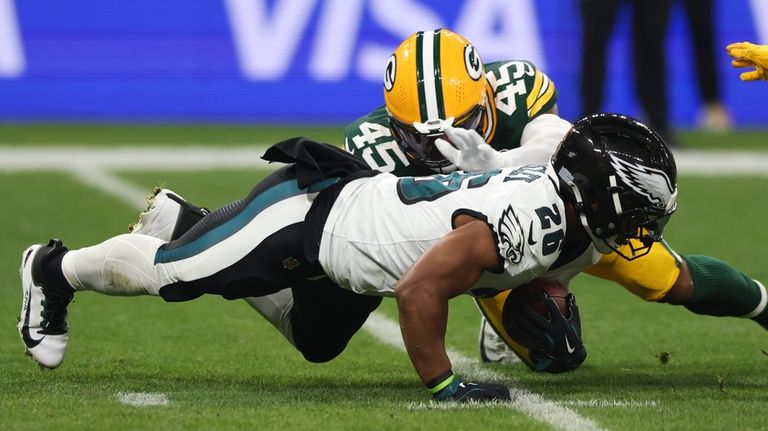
[0,0,766,125]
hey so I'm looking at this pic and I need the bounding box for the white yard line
[559,400,658,408]
[0,146,272,171]
[70,168,149,209]
[0,146,767,176]
[117,392,169,407]
[673,149,768,176]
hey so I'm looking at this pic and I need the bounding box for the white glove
[434,126,506,172]
[435,115,573,172]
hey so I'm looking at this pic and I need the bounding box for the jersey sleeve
[485,167,565,278]
[523,62,558,119]
[485,60,559,150]
[486,60,558,120]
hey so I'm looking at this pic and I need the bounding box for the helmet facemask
[389,102,485,172]
[577,178,677,260]
[553,113,678,261]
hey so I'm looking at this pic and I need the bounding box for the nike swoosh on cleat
[565,335,575,354]
[527,222,537,246]
[20,280,45,349]
[22,326,45,349]
[21,264,45,350]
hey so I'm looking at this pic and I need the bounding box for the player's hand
[434,126,504,172]
[433,379,511,403]
[505,292,586,373]
[726,41,768,81]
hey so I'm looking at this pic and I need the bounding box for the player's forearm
[519,114,571,151]
[394,220,497,384]
[500,113,572,166]
[396,286,452,384]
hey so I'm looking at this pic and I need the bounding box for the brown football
[508,278,570,318]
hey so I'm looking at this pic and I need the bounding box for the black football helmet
[551,113,678,260]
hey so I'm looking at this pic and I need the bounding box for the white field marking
[0,146,273,171]
[405,400,521,410]
[363,313,604,431]
[405,399,658,410]
[117,392,169,407]
[672,149,768,176]
[0,146,767,176]
[558,400,658,408]
[70,168,149,209]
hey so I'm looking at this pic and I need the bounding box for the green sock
[683,255,768,328]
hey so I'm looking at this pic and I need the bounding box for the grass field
[1,125,767,430]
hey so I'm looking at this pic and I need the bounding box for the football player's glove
[434,126,509,172]
[726,41,768,81]
[431,373,511,403]
[503,292,586,373]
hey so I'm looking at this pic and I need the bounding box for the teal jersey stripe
[155,177,339,264]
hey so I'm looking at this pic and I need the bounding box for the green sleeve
[485,60,559,151]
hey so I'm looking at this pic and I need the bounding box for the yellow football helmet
[383,28,490,171]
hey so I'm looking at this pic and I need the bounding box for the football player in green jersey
[344,28,561,177]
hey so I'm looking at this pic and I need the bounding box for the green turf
[2,128,768,430]
[0,123,345,147]
[676,129,768,150]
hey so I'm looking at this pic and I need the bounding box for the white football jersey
[318,164,585,296]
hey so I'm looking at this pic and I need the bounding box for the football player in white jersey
[120,29,768,374]
[18,114,677,402]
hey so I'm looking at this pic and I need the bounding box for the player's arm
[726,41,768,81]
[435,61,569,171]
[434,115,572,172]
[395,215,509,402]
[525,67,558,119]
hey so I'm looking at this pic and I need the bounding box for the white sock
[61,234,166,296]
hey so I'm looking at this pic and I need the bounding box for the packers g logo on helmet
[464,45,483,81]
[384,54,396,92]
[383,28,491,171]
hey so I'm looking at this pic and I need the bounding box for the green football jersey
[344,60,558,177]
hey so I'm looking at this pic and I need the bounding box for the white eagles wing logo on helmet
[609,154,676,206]
[497,205,525,264]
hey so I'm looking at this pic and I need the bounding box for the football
[507,278,570,318]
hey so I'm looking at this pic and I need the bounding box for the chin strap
[566,180,614,255]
